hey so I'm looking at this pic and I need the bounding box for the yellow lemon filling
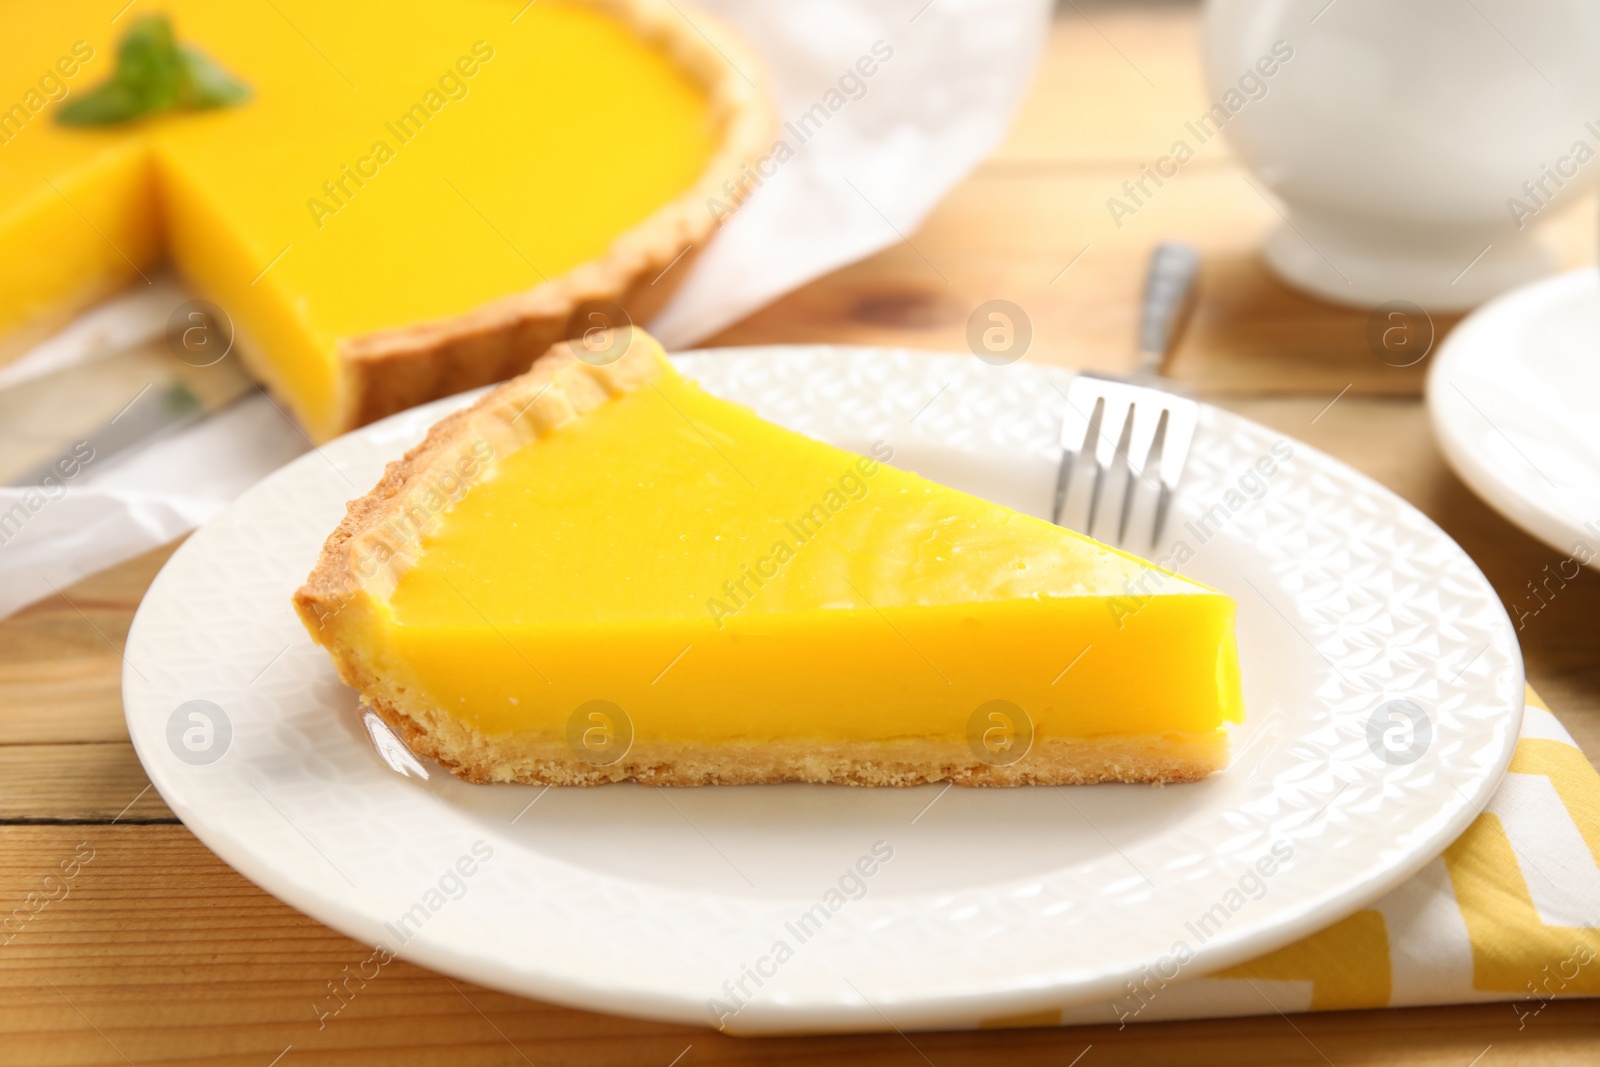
[377,355,1245,746]
[0,0,718,437]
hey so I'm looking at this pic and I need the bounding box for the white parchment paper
[0,0,1051,618]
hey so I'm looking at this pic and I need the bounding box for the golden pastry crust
[323,0,772,436]
[295,328,666,628]
[363,685,1229,786]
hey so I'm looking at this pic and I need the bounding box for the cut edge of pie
[330,0,776,433]
[294,329,1240,788]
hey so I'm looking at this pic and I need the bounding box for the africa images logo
[166,699,232,766]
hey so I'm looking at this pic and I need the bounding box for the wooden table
[4,3,1598,1063]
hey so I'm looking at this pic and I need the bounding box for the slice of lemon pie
[295,331,1245,786]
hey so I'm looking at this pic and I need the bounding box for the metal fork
[1051,243,1201,550]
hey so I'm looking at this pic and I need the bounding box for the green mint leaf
[57,14,250,127]
[116,16,183,112]
[57,81,152,126]
[178,46,252,109]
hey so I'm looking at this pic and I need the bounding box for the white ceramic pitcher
[1203,0,1600,309]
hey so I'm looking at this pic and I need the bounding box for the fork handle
[1136,242,1201,378]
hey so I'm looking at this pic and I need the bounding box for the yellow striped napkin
[992,687,1600,1028]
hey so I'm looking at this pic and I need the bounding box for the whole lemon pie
[295,330,1246,786]
[0,0,769,440]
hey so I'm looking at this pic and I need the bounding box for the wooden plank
[706,169,1597,397]
[991,2,1234,167]
[1170,253,1455,397]
[1,826,1596,1066]
[708,165,1277,378]
[0,743,172,823]
[0,540,179,745]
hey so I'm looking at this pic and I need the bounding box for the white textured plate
[1428,267,1600,564]
[125,346,1522,1034]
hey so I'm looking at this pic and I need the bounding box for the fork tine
[1090,394,1132,475]
[1055,373,1198,551]
[1153,401,1197,549]
[1087,394,1132,540]
[1112,411,1142,545]
[1157,400,1197,499]
[1051,446,1072,527]
[1080,397,1111,536]
[1146,409,1172,550]
[1123,400,1162,486]
[1117,400,1163,545]
[1053,391,1094,525]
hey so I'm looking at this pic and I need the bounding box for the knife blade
[0,339,255,487]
